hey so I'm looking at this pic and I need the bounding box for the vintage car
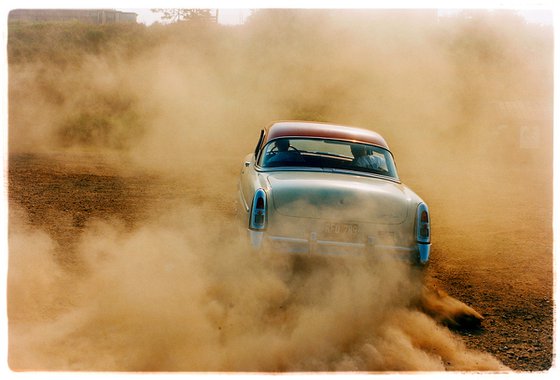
[238,121,430,264]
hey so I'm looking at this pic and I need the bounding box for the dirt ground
[6,151,554,372]
[409,153,554,371]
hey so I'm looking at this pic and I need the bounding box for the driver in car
[267,139,305,164]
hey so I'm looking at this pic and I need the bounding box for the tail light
[416,202,431,264]
[416,203,430,243]
[249,188,267,230]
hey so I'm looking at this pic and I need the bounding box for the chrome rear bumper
[249,230,430,263]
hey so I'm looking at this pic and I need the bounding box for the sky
[125,8,252,25]
[129,8,553,26]
[1,0,556,26]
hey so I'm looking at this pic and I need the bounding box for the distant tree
[151,9,215,23]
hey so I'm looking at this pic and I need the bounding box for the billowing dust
[7,9,552,372]
[8,203,504,371]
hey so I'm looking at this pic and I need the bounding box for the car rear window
[258,138,398,179]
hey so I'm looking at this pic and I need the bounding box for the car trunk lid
[266,171,409,225]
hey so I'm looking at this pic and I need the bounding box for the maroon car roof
[265,121,390,149]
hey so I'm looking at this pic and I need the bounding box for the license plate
[323,222,359,240]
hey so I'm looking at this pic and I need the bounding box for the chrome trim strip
[267,235,415,253]
[316,240,364,248]
[375,244,415,252]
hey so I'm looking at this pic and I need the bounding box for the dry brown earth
[7,151,553,371]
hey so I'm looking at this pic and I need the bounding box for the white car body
[238,121,430,264]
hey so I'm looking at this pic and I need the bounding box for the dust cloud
[7,8,552,372]
[9,10,552,174]
[8,203,506,371]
